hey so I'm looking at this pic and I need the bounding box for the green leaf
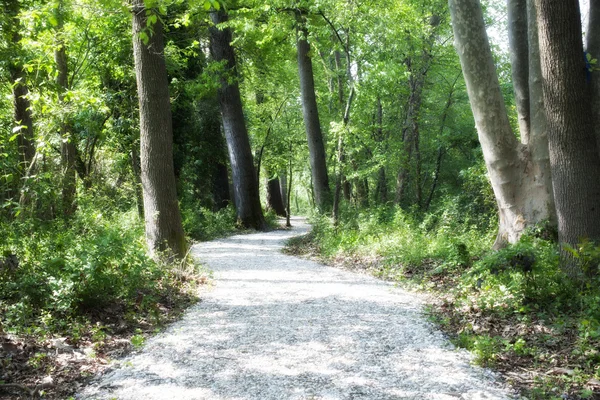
[139,31,149,45]
[203,1,211,10]
[147,14,158,27]
[48,15,58,27]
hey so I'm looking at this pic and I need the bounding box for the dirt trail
[81,217,515,400]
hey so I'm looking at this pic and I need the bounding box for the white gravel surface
[81,217,515,400]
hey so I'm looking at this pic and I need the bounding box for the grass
[285,206,600,400]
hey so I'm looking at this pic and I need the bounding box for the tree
[587,0,600,150]
[209,8,266,230]
[296,11,331,212]
[534,0,600,273]
[4,0,35,183]
[54,0,78,217]
[132,0,187,259]
[448,0,555,248]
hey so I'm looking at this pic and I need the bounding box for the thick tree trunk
[376,167,387,204]
[5,0,35,174]
[449,0,555,248]
[54,8,77,218]
[587,0,600,150]
[279,172,288,209]
[296,15,331,212]
[132,0,187,259]
[209,10,265,230]
[526,0,556,224]
[212,163,230,211]
[507,0,531,143]
[266,176,286,217]
[535,0,600,275]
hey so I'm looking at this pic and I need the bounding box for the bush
[0,206,195,336]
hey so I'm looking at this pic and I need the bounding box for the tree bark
[449,0,555,248]
[54,3,77,218]
[507,0,531,143]
[296,13,331,212]
[279,172,288,210]
[130,143,144,219]
[209,9,265,230]
[586,0,600,150]
[535,0,600,275]
[5,0,36,210]
[266,176,286,217]
[132,0,187,259]
[212,162,230,211]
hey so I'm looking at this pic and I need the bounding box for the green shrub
[0,206,193,336]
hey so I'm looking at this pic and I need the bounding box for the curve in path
[81,217,514,400]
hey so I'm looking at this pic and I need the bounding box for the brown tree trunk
[54,4,77,218]
[132,0,187,259]
[209,9,265,230]
[5,0,36,211]
[296,14,331,212]
[587,0,600,150]
[130,143,144,219]
[266,176,286,217]
[535,0,600,275]
[212,163,230,211]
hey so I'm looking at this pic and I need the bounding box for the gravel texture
[80,217,515,400]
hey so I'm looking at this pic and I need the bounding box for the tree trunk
[449,0,555,248]
[130,143,144,219]
[132,0,187,259]
[54,5,77,218]
[212,163,230,211]
[5,0,36,210]
[209,9,265,230]
[507,0,531,143]
[279,172,288,209]
[535,0,600,275]
[266,176,286,217]
[587,0,600,150]
[296,14,331,212]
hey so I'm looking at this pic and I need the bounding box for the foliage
[0,204,201,337]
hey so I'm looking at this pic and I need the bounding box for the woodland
[0,0,600,398]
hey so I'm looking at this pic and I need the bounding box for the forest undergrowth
[285,206,600,400]
[0,197,246,399]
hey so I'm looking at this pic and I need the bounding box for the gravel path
[81,217,515,400]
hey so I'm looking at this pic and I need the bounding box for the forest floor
[79,216,515,399]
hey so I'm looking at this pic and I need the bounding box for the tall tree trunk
[395,20,437,205]
[279,172,288,210]
[209,9,265,230]
[5,0,36,210]
[424,74,459,211]
[296,14,331,212]
[266,175,286,217]
[507,0,531,143]
[374,97,388,204]
[132,0,187,259]
[130,143,144,219]
[212,163,230,211]
[535,0,600,275]
[449,0,555,248]
[54,4,77,218]
[587,0,600,150]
